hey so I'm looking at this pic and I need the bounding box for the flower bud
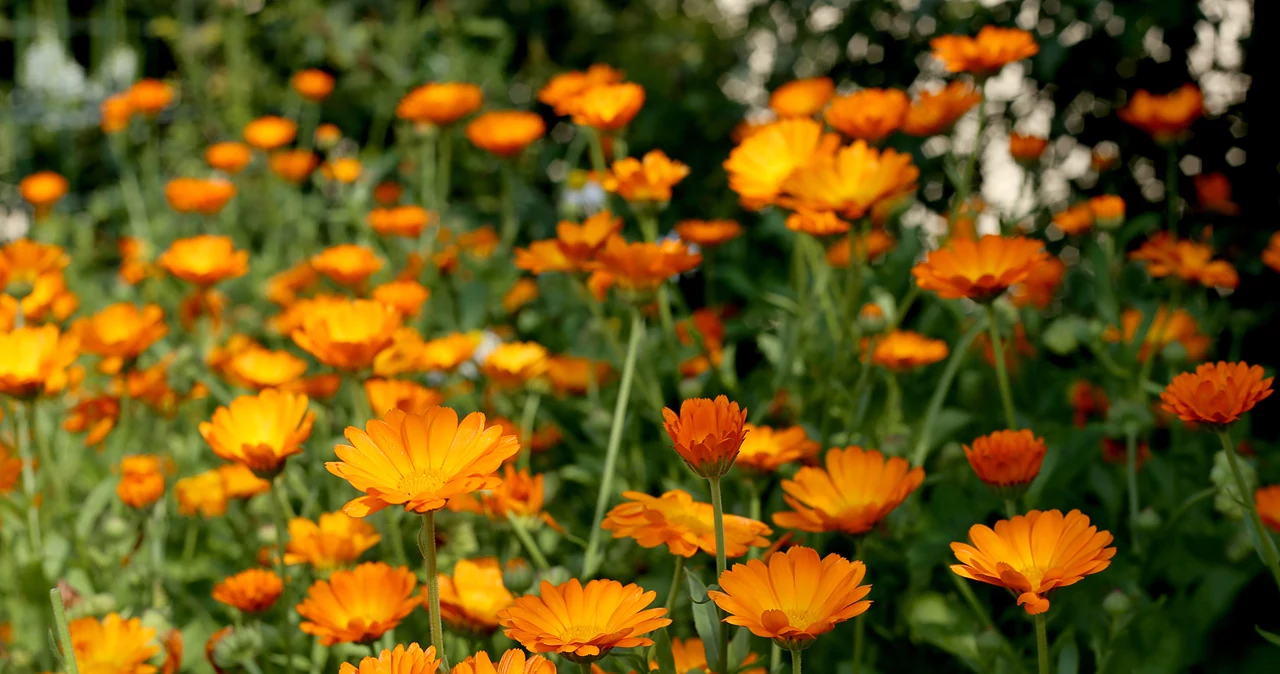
[1102,589,1131,616]
[503,558,534,593]
[1135,507,1162,531]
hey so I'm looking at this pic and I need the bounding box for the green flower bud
[1102,590,1131,616]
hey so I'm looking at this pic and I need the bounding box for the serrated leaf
[686,571,720,668]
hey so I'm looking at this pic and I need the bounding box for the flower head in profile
[117,454,167,509]
[1160,361,1273,428]
[674,219,743,247]
[206,142,253,174]
[397,83,484,125]
[292,298,402,371]
[902,81,980,136]
[328,407,520,517]
[1051,204,1093,236]
[662,396,748,479]
[269,149,319,182]
[419,332,482,372]
[75,303,167,373]
[199,389,315,479]
[773,446,923,535]
[339,643,441,674]
[709,546,871,651]
[951,509,1115,615]
[311,244,383,287]
[603,489,771,558]
[292,69,335,101]
[912,235,1047,301]
[213,569,284,614]
[723,118,836,207]
[785,208,850,237]
[69,613,159,674]
[1008,133,1048,163]
[866,330,948,370]
[1130,233,1238,289]
[0,324,79,398]
[297,561,420,645]
[285,511,381,570]
[567,82,645,131]
[930,27,1039,75]
[453,650,555,674]
[243,115,297,150]
[220,347,308,390]
[369,206,434,238]
[1088,195,1125,229]
[769,77,835,118]
[603,150,690,204]
[467,111,547,156]
[176,470,228,517]
[1102,306,1210,362]
[780,141,918,219]
[824,89,909,142]
[159,235,248,286]
[365,379,444,416]
[219,463,270,500]
[1119,84,1203,142]
[735,424,820,473]
[591,236,701,294]
[498,578,670,663]
[19,171,69,215]
[964,430,1047,499]
[439,558,516,634]
[482,342,551,388]
[1195,172,1240,215]
[128,78,174,115]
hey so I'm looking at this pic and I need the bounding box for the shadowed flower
[373,279,431,318]
[69,613,159,673]
[269,149,319,182]
[467,111,547,156]
[159,235,248,286]
[902,81,980,136]
[397,83,484,125]
[866,330,948,370]
[1194,172,1240,215]
[539,64,626,114]
[1070,381,1110,428]
[1119,84,1203,142]
[497,578,670,662]
[603,150,690,204]
[769,77,835,118]
[780,141,918,219]
[292,69,335,101]
[365,378,444,416]
[285,511,381,570]
[824,89,909,142]
[292,298,402,370]
[1257,486,1280,533]
[567,82,645,131]
[312,244,383,286]
[662,396,748,479]
[1160,361,1273,427]
[76,303,167,373]
[1008,133,1048,163]
[951,509,1116,615]
[0,324,79,398]
[1102,306,1210,362]
[546,356,611,396]
[930,27,1039,74]
[592,236,701,294]
[165,178,237,215]
[213,569,284,614]
[773,446,923,535]
[1129,233,1238,289]
[503,278,540,313]
[912,235,1046,301]
[439,558,516,634]
[724,119,836,207]
[603,489,771,558]
[674,219,743,247]
[297,562,420,646]
[709,546,871,651]
[243,115,297,150]
[735,424,820,473]
[482,342,550,388]
[1010,256,1066,309]
[199,389,315,479]
[117,455,166,509]
[453,650,555,674]
[369,206,434,238]
[964,430,1047,499]
[176,470,229,517]
[205,142,253,174]
[339,643,441,674]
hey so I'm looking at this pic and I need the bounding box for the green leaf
[1057,635,1080,674]
[654,627,679,674]
[76,480,118,542]
[728,626,751,671]
[1255,625,1280,647]
[686,571,720,668]
[42,533,70,581]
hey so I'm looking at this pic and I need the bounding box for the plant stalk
[985,305,1018,429]
[1220,430,1280,591]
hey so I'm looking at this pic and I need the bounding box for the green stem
[985,305,1018,429]
[582,309,645,578]
[587,128,608,173]
[1034,613,1050,674]
[1165,144,1179,235]
[709,476,729,674]
[953,90,988,219]
[890,285,920,330]
[517,391,542,470]
[664,555,685,614]
[270,481,296,673]
[791,648,802,674]
[15,402,41,554]
[910,320,985,464]
[419,512,446,664]
[420,132,437,210]
[1125,426,1141,552]
[1220,430,1280,591]
[843,222,868,342]
[51,587,79,674]
[852,613,866,674]
[500,163,519,250]
[436,129,452,211]
[637,210,660,243]
[506,512,550,571]
[772,235,809,399]
[578,662,593,674]
[1005,498,1019,519]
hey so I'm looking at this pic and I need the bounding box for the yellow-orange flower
[1010,256,1066,309]
[449,464,555,524]
[244,115,298,150]
[373,279,430,318]
[328,407,520,517]
[603,150,689,203]
[824,89,909,142]
[1008,133,1048,163]
[213,569,284,613]
[555,211,624,265]
[75,303,167,373]
[592,236,701,293]
[398,83,484,125]
[369,205,434,238]
[269,149,319,182]
[785,208,850,237]
[205,142,253,174]
[1119,84,1203,142]
[951,509,1116,615]
[19,171,69,211]
[662,395,747,479]
[365,378,444,416]
[0,324,78,398]
[158,235,248,286]
[1052,204,1093,236]
[769,77,834,119]
[292,298,402,370]
[420,332,481,372]
[221,347,308,390]
[482,342,550,387]
[128,78,174,115]
[724,119,836,207]
[773,446,923,535]
[503,278,540,313]
[498,578,670,662]
[780,141,918,219]
[539,64,626,114]
[117,454,166,509]
[467,111,547,156]
[292,69,335,101]
[545,355,611,396]
[323,157,363,184]
[1159,361,1273,427]
[1257,486,1280,533]
[69,613,159,674]
[567,83,645,131]
[709,546,871,651]
[1088,195,1125,229]
[101,93,133,133]
[285,511,381,570]
[219,462,271,500]
[603,489,771,558]
[164,177,236,215]
[930,27,1039,75]
[297,561,420,646]
[311,244,383,286]
[735,424,820,473]
[1194,172,1240,216]
[439,558,516,634]
[674,219,742,247]
[902,81,980,136]
[453,650,554,674]
[175,470,229,517]
[199,389,315,478]
[964,430,1047,498]
[339,644,441,674]
[1103,306,1210,362]
[911,235,1046,301]
[1130,233,1239,289]
[825,229,895,267]
[63,395,120,447]
[866,330,948,370]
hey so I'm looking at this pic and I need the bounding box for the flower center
[560,625,603,642]
[784,608,813,628]
[397,470,446,495]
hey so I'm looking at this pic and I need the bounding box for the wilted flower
[930,27,1039,75]
[1119,84,1203,142]
[397,82,484,125]
[824,88,909,142]
[603,489,772,558]
[769,77,835,118]
[1160,361,1273,427]
[467,111,547,156]
[497,578,670,662]
[297,562,420,646]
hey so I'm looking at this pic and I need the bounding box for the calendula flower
[117,455,166,509]
[297,562,421,646]
[1119,84,1203,142]
[269,149,319,182]
[285,511,381,570]
[786,208,850,237]
[1008,133,1048,163]
[545,355,611,396]
[451,465,556,525]
[3,238,74,319]
[205,142,253,174]
[397,82,484,125]
[1264,232,1280,274]
[63,395,119,447]
[176,470,229,517]
[373,279,430,318]
[0,324,78,398]
[101,93,133,133]
[292,298,402,370]
[199,389,315,478]
[314,123,343,149]
[164,177,237,215]
[769,77,835,118]
[1010,256,1066,309]
[158,235,248,286]
[554,210,623,264]
[322,158,363,184]
[439,558,516,634]
[674,219,743,247]
[1257,486,1280,533]
[339,644,441,674]
[568,82,645,131]
[1130,233,1239,289]
[213,569,284,613]
[825,229,896,267]
[540,64,626,114]
[912,235,1047,301]
[220,347,307,390]
[467,111,547,156]
[311,244,383,286]
[369,205,434,238]
[1194,172,1240,215]
[1102,306,1210,362]
[735,424,820,473]
[723,118,836,207]
[1050,204,1093,237]
[459,226,501,259]
[75,303,167,373]
[497,578,670,662]
[603,489,771,558]
[482,342,550,387]
[866,330,948,370]
[69,613,159,673]
[1088,195,1125,229]
[219,463,271,500]
[902,81,981,136]
[603,150,690,204]
[503,278,539,313]
[951,509,1116,615]
[781,141,919,219]
[824,89,909,142]
[592,236,701,294]
[19,171,70,215]
[373,181,403,206]
[662,395,748,479]
[453,650,554,674]
[292,69,335,100]
[964,430,1047,499]
[1159,361,1273,427]
[773,446,923,535]
[930,26,1039,75]
[128,78,174,115]
[420,332,481,372]
[364,378,444,416]
[709,546,871,651]
[243,115,297,150]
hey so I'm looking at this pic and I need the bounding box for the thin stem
[506,512,550,571]
[847,340,877,430]
[1005,498,1019,519]
[419,512,446,662]
[500,163,519,250]
[791,648,802,674]
[517,391,542,470]
[15,402,42,553]
[1165,144,1179,234]
[587,128,607,173]
[664,555,685,614]
[772,236,809,398]
[842,223,868,342]
[1034,613,1050,674]
[578,662,593,674]
[1220,430,1280,591]
[1125,426,1141,553]
[852,614,866,674]
[582,309,645,578]
[985,305,1018,429]
[51,588,79,674]
[910,320,985,464]
[270,481,296,673]
[420,132,437,210]
[436,129,453,211]
[709,476,729,674]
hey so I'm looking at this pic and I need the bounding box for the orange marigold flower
[317,122,344,147]
[69,613,159,673]
[205,142,253,174]
[1051,204,1093,236]
[1010,256,1066,309]
[219,463,271,500]
[674,219,743,247]
[1257,486,1280,534]
[467,111,547,156]
[292,69,335,101]
[269,149,320,182]
[439,558,516,634]
[213,569,284,613]
[2,238,74,320]
[373,279,431,317]
[769,77,835,119]
[369,205,434,238]
[0,324,79,398]
[64,395,120,447]
[323,157,363,184]
[75,302,167,373]
[911,235,1047,301]
[397,82,484,125]
[825,229,896,267]
[592,236,701,293]
[447,464,554,523]
[1194,172,1240,215]
[497,578,670,662]
[735,424,820,473]
[18,171,69,214]
[866,330,948,370]
[567,82,645,131]
[1088,195,1125,229]
[223,347,308,390]
[773,446,923,535]
[902,81,981,136]
[1159,361,1273,427]
[1102,306,1210,362]
[420,332,481,372]
[453,650,554,674]
[503,278,540,313]
[780,141,918,219]
[482,342,550,387]
[128,78,174,115]
[824,89,909,142]
[724,119,837,207]
[329,407,520,517]
[292,298,402,370]
[964,429,1047,498]
[285,511,381,570]
[158,235,248,286]
[365,378,444,416]
[101,93,133,133]
[556,210,624,265]
[243,115,298,150]
[1119,84,1203,142]
[199,389,315,479]
[546,355,611,396]
[603,150,690,203]
[339,643,441,674]
[951,509,1116,615]
[930,26,1039,75]
[539,64,626,114]
[662,395,747,479]
[786,208,850,237]
[176,470,229,517]
[297,562,420,646]
[1129,233,1238,289]
[603,489,772,558]
[1264,232,1280,274]
[1008,133,1048,163]
[117,454,166,509]
[165,177,237,215]
[709,546,871,651]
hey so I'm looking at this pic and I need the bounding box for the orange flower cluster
[1130,233,1239,289]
